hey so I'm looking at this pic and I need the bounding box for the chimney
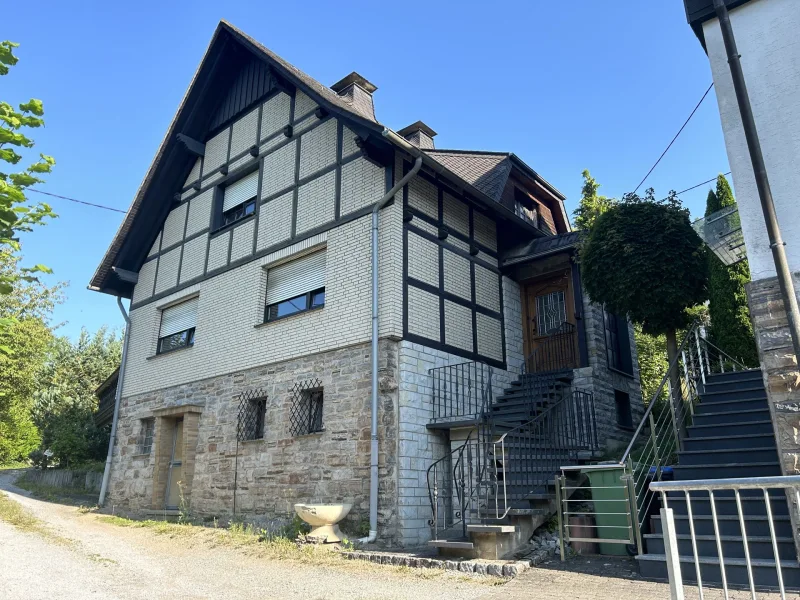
[397,121,437,150]
[331,72,377,121]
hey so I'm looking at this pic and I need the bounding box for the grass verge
[0,492,71,545]
[14,474,96,505]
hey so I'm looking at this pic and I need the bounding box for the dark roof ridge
[425,148,511,157]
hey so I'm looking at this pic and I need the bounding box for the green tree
[0,251,62,463]
[705,175,758,365]
[32,327,122,467]
[580,189,708,375]
[573,169,615,231]
[0,41,56,320]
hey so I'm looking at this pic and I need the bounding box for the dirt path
[0,470,789,599]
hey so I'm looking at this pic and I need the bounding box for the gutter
[359,128,422,545]
[98,296,132,506]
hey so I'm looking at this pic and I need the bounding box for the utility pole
[712,0,800,364]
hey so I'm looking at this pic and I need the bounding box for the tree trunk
[665,328,685,450]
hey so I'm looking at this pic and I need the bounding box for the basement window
[157,297,198,354]
[219,170,258,228]
[289,380,324,436]
[237,390,268,442]
[264,250,326,322]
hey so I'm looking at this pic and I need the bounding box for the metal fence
[651,475,800,600]
[525,322,578,374]
[429,361,493,424]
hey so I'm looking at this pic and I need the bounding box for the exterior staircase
[426,367,598,559]
[636,368,800,589]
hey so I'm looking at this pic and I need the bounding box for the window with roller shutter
[264,250,326,322]
[157,296,198,354]
[218,170,258,228]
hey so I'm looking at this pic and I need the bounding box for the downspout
[712,0,800,361]
[98,296,131,506]
[359,128,422,544]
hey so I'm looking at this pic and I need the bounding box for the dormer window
[514,187,538,228]
[219,170,258,228]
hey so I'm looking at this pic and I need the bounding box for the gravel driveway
[0,470,786,600]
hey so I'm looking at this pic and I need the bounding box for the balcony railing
[429,361,493,424]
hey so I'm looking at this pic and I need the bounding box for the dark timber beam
[111,267,139,284]
[176,133,206,156]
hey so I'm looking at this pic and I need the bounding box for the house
[683,0,800,493]
[89,20,642,550]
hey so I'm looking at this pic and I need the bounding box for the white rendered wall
[703,0,800,280]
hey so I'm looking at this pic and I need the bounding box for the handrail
[619,321,700,465]
[698,333,749,371]
[651,474,800,492]
[523,321,577,374]
[426,428,478,539]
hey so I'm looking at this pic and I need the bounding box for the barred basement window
[237,389,268,442]
[158,297,198,355]
[139,419,155,454]
[289,379,324,436]
[219,170,258,228]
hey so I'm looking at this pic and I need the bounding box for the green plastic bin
[584,466,630,556]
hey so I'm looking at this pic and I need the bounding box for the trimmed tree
[580,189,708,386]
[705,175,758,365]
[573,169,615,232]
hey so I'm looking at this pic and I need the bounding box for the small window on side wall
[289,380,324,436]
[139,419,155,454]
[615,389,633,429]
[158,297,198,354]
[264,250,326,322]
[219,170,258,229]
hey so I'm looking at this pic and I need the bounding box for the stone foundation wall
[107,339,400,544]
[747,275,800,475]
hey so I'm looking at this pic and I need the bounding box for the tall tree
[573,169,615,231]
[0,41,56,326]
[0,251,62,463]
[705,175,758,365]
[580,189,708,383]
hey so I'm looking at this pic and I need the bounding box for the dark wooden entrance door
[522,271,577,372]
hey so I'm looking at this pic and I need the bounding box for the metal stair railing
[492,389,598,520]
[524,321,578,375]
[557,321,756,558]
[429,361,493,424]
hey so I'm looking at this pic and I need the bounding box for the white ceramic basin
[294,503,352,543]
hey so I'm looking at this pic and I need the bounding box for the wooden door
[522,271,576,372]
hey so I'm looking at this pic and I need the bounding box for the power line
[674,171,732,196]
[632,82,715,194]
[26,188,127,214]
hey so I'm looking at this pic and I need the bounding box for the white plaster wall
[703,0,800,280]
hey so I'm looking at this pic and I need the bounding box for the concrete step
[637,552,800,590]
[673,462,781,480]
[651,513,794,538]
[682,433,776,451]
[687,420,774,437]
[644,532,797,561]
[705,369,763,384]
[699,387,767,403]
[692,408,771,427]
[700,375,764,393]
[677,447,779,466]
[428,539,474,551]
[466,524,516,534]
[693,397,768,415]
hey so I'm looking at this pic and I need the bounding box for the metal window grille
[289,379,324,436]
[236,389,268,442]
[536,290,566,334]
[139,419,155,455]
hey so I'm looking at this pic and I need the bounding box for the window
[604,309,633,375]
[514,188,538,227]
[158,297,198,354]
[237,389,268,442]
[615,390,633,429]
[265,250,326,322]
[289,380,324,436]
[536,290,567,335]
[139,419,155,454]
[220,171,258,228]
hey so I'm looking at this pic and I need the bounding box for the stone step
[428,539,474,551]
[466,524,516,534]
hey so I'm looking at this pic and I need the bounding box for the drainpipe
[712,0,800,362]
[358,128,422,544]
[98,296,132,506]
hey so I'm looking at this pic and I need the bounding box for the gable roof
[90,21,567,298]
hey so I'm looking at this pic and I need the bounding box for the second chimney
[397,121,437,150]
[331,72,377,121]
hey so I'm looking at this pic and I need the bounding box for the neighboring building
[684,0,800,481]
[89,21,642,548]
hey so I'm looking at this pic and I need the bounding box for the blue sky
[6,0,728,338]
